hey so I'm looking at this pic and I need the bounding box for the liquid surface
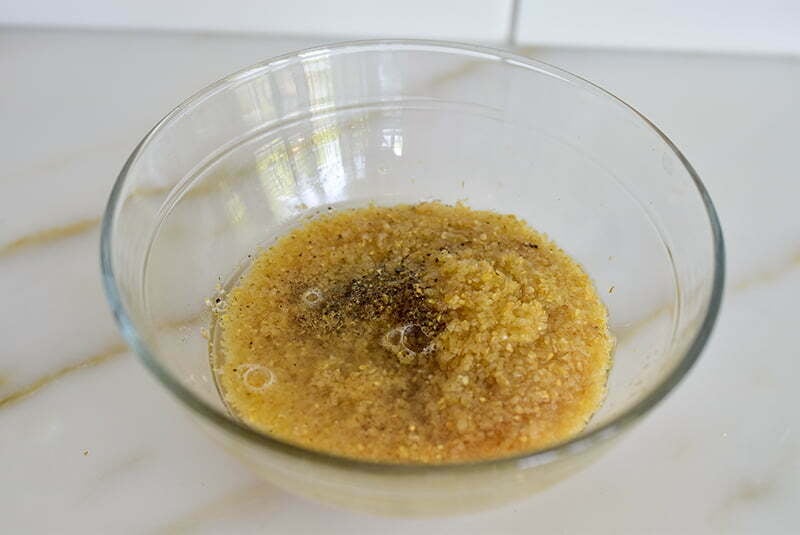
[215,202,612,463]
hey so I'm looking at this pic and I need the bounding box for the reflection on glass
[225,191,247,225]
[382,127,404,157]
[311,124,346,202]
[255,139,298,219]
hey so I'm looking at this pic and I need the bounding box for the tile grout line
[507,0,522,47]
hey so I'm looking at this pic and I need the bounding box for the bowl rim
[100,38,725,474]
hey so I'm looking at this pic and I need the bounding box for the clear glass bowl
[101,40,724,514]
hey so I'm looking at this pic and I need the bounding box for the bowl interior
[105,41,721,463]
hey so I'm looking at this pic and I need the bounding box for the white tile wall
[517,0,800,55]
[1,0,798,54]
[0,0,514,42]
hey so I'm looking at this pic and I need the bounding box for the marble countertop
[1,27,798,533]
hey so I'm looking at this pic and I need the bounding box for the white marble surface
[1,27,798,533]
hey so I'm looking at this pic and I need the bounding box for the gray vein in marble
[94,450,152,483]
[158,482,279,534]
[0,343,128,409]
[77,449,153,506]
[7,135,129,182]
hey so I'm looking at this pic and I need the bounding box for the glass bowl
[101,40,724,514]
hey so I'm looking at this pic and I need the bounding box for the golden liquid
[214,202,613,463]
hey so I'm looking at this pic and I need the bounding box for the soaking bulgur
[214,202,612,463]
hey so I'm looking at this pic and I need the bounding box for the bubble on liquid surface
[382,324,434,358]
[383,326,404,351]
[301,287,324,307]
[400,324,431,353]
[240,364,274,392]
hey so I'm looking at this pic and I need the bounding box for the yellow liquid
[214,202,612,463]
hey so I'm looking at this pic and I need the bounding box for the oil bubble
[240,364,274,392]
[401,324,431,353]
[384,327,403,348]
[301,287,324,307]
[383,324,435,360]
